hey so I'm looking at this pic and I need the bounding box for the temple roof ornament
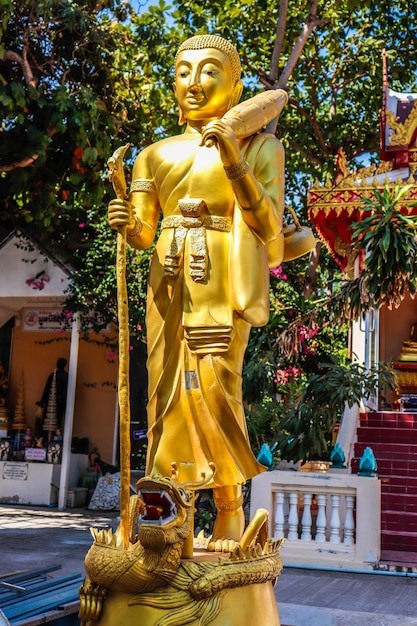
[308,51,417,275]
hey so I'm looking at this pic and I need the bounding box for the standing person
[108,34,285,552]
[37,357,68,428]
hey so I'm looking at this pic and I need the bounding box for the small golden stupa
[12,370,26,431]
[0,363,9,432]
[43,369,58,438]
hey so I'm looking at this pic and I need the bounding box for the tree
[1,0,415,401]
[0,0,180,338]
[3,1,415,237]
[0,0,179,254]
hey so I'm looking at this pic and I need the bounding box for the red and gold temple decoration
[308,51,417,277]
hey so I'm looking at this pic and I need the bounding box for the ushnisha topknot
[175,34,242,86]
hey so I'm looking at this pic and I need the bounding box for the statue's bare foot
[207,506,244,553]
[207,536,239,553]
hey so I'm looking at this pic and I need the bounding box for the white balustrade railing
[250,469,381,570]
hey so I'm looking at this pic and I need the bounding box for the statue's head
[175,34,241,86]
[174,34,243,126]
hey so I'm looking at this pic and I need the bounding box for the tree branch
[268,0,289,85]
[288,96,330,156]
[266,0,328,134]
[4,44,37,89]
[278,3,326,89]
[303,241,322,299]
[0,155,39,172]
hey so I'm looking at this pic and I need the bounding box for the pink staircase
[353,411,417,557]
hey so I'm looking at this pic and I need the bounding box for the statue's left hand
[201,120,241,167]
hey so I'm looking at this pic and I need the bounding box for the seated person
[22,427,33,449]
[53,428,63,442]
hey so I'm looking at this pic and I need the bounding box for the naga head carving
[136,473,194,546]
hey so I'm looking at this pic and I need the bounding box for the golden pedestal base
[92,579,280,626]
[80,479,283,626]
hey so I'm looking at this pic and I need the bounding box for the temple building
[306,54,417,558]
[308,52,417,405]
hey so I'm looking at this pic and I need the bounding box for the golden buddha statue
[398,323,417,362]
[108,34,285,554]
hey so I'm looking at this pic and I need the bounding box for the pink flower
[299,326,319,344]
[270,265,287,280]
[274,369,288,384]
[274,365,300,385]
[26,274,50,290]
[299,327,308,342]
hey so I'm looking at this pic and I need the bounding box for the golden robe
[130,130,284,487]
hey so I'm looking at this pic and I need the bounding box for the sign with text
[23,309,71,332]
[23,308,112,333]
[3,462,29,480]
[133,429,147,440]
[25,448,47,462]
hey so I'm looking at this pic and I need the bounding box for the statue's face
[174,47,235,123]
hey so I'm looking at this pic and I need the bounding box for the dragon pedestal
[79,475,283,626]
[92,576,280,626]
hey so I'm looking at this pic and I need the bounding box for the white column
[274,491,285,537]
[58,314,80,510]
[344,495,355,545]
[330,494,341,543]
[315,494,327,542]
[301,493,313,541]
[288,492,299,539]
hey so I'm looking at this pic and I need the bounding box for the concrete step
[380,475,417,496]
[382,529,417,551]
[376,458,417,476]
[382,510,417,534]
[379,549,417,569]
[357,425,417,444]
[382,492,417,513]
[354,441,417,460]
[360,411,417,429]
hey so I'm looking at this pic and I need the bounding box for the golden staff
[107,143,131,548]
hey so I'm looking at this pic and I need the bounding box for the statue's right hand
[108,198,133,231]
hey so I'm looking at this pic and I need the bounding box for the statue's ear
[173,81,186,126]
[230,80,243,108]
[177,107,186,126]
